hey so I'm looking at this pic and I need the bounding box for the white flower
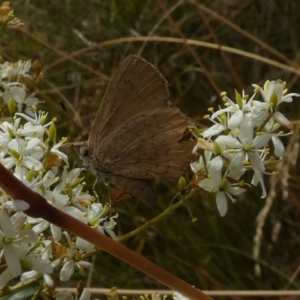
[0,210,38,286]
[251,80,300,127]
[2,85,40,116]
[59,249,92,282]
[215,116,269,196]
[21,270,54,287]
[97,216,117,239]
[50,141,69,166]
[202,123,226,139]
[1,60,32,80]
[251,171,267,198]
[211,90,254,129]
[16,111,51,138]
[0,268,14,288]
[19,244,53,275]
[54,168,82,194]
[271,134,285,158]
[0,119,22,154]
[2,199,30,211]
[254,80,300,107]
[198,156,246,217]
[2,138,44,179]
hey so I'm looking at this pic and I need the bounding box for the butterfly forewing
[89,55,169,157]
[94,107,194,179]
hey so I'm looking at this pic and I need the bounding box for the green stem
[118,189,196,242]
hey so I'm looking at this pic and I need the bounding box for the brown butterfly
[76,55,194,206]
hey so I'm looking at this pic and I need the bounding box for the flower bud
[269,92,277,108]
[26,168,35,182]
[235,89,243,109]
[178,176,186,193]
[48,122,56,144]
[8,97,16,116]
[39,112,48,125]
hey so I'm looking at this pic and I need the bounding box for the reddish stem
[0,164,213,300]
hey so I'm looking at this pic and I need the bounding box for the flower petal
[216,192,228,217]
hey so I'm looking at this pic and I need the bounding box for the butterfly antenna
[59,99,86,143]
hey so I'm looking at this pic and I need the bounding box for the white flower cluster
[0,60,116,298]
[191,80,300,217]
[0,2,24,29]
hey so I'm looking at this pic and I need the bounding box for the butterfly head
[77,144,90,170]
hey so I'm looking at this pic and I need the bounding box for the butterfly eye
[79,145,89,157]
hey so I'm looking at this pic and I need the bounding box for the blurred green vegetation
[2,0,300,299]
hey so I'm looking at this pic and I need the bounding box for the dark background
[2,1,300,299]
